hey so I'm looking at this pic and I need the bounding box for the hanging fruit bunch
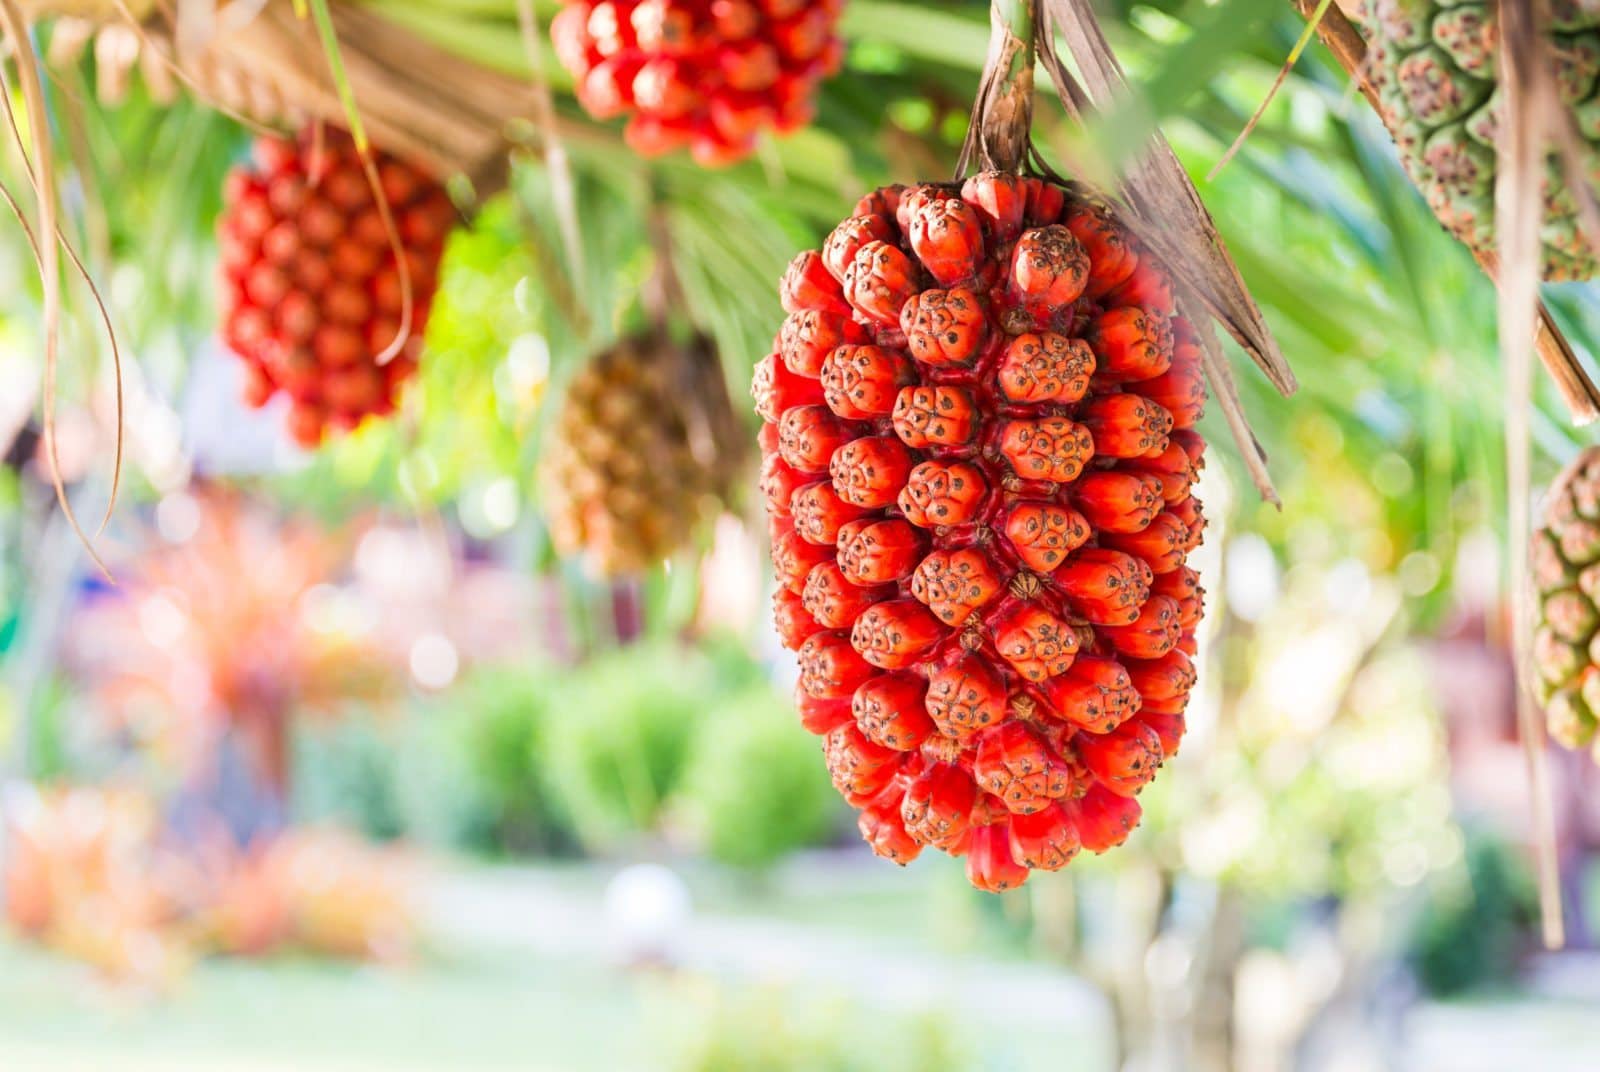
[1355,0,1600,280]
[542,331,746,575]
[757,171,1206,890]
[551,0,846,165]
[742,0,1285,893]
[1532,446,1600,756]
[218,125,456,447]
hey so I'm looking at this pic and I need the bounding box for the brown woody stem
[957,0,1037,177]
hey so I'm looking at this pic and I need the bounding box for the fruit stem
[957,0,1038,177]
[993,0,1036,50]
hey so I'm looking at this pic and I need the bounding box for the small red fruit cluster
[552,0,844,165]
[218,127,453,448]
[756,171,1207,891]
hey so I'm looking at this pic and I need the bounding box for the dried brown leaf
[1039,0,1296,398]
[1188,299,1278,506]
[109,0,281,136]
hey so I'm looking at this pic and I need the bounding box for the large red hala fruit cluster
[755,172,1207,891]
[219,128,453,447]
[552,0,844,165]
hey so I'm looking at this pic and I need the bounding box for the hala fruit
[218,126,452,447]
[544,332,744,575]
[1357,0,1600,279]
[552,0,845,165]
[1532,446,1600,758]
[756,171,1209,891]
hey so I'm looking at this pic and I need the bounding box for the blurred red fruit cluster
[756,171,1208,892]
[552,0,845,165]
[218,127,453,447]
[3,787,412,983]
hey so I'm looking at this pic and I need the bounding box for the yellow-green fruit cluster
[541,333,743,576]
[1359,0,1600,280]
[1533,446,1600,756]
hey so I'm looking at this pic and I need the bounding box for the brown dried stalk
[1293,0,1600,426]
[0,0,113,576]
[108,0,282,136]
[1033,0,1288,503]
[0,181,123,532]
[956,0,1037,177]
[112,1,541,193]
[1190,306,1279,507]
[1495,0,1565,951]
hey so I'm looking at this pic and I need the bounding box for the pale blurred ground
[0,858,1596,1072]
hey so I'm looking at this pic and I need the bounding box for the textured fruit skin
[1358,0,1600,280]
[219,127,449,447]
[552,0,844,165]
[757,171,1209,890]
[543,332,743,576]
[1532,446,1600,759]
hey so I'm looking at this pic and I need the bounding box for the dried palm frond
[39,0,540,192]
[1017,0,1293,502]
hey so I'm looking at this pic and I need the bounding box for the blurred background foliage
[0,0,1598,1069]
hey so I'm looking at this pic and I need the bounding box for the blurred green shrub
[293,716,408,841]
[441,665,575,855]
[674,685,840,871]
[538,643,713,850]
[1408,828,1538,996]
[293,665,578,856]
[294,641,842,868]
